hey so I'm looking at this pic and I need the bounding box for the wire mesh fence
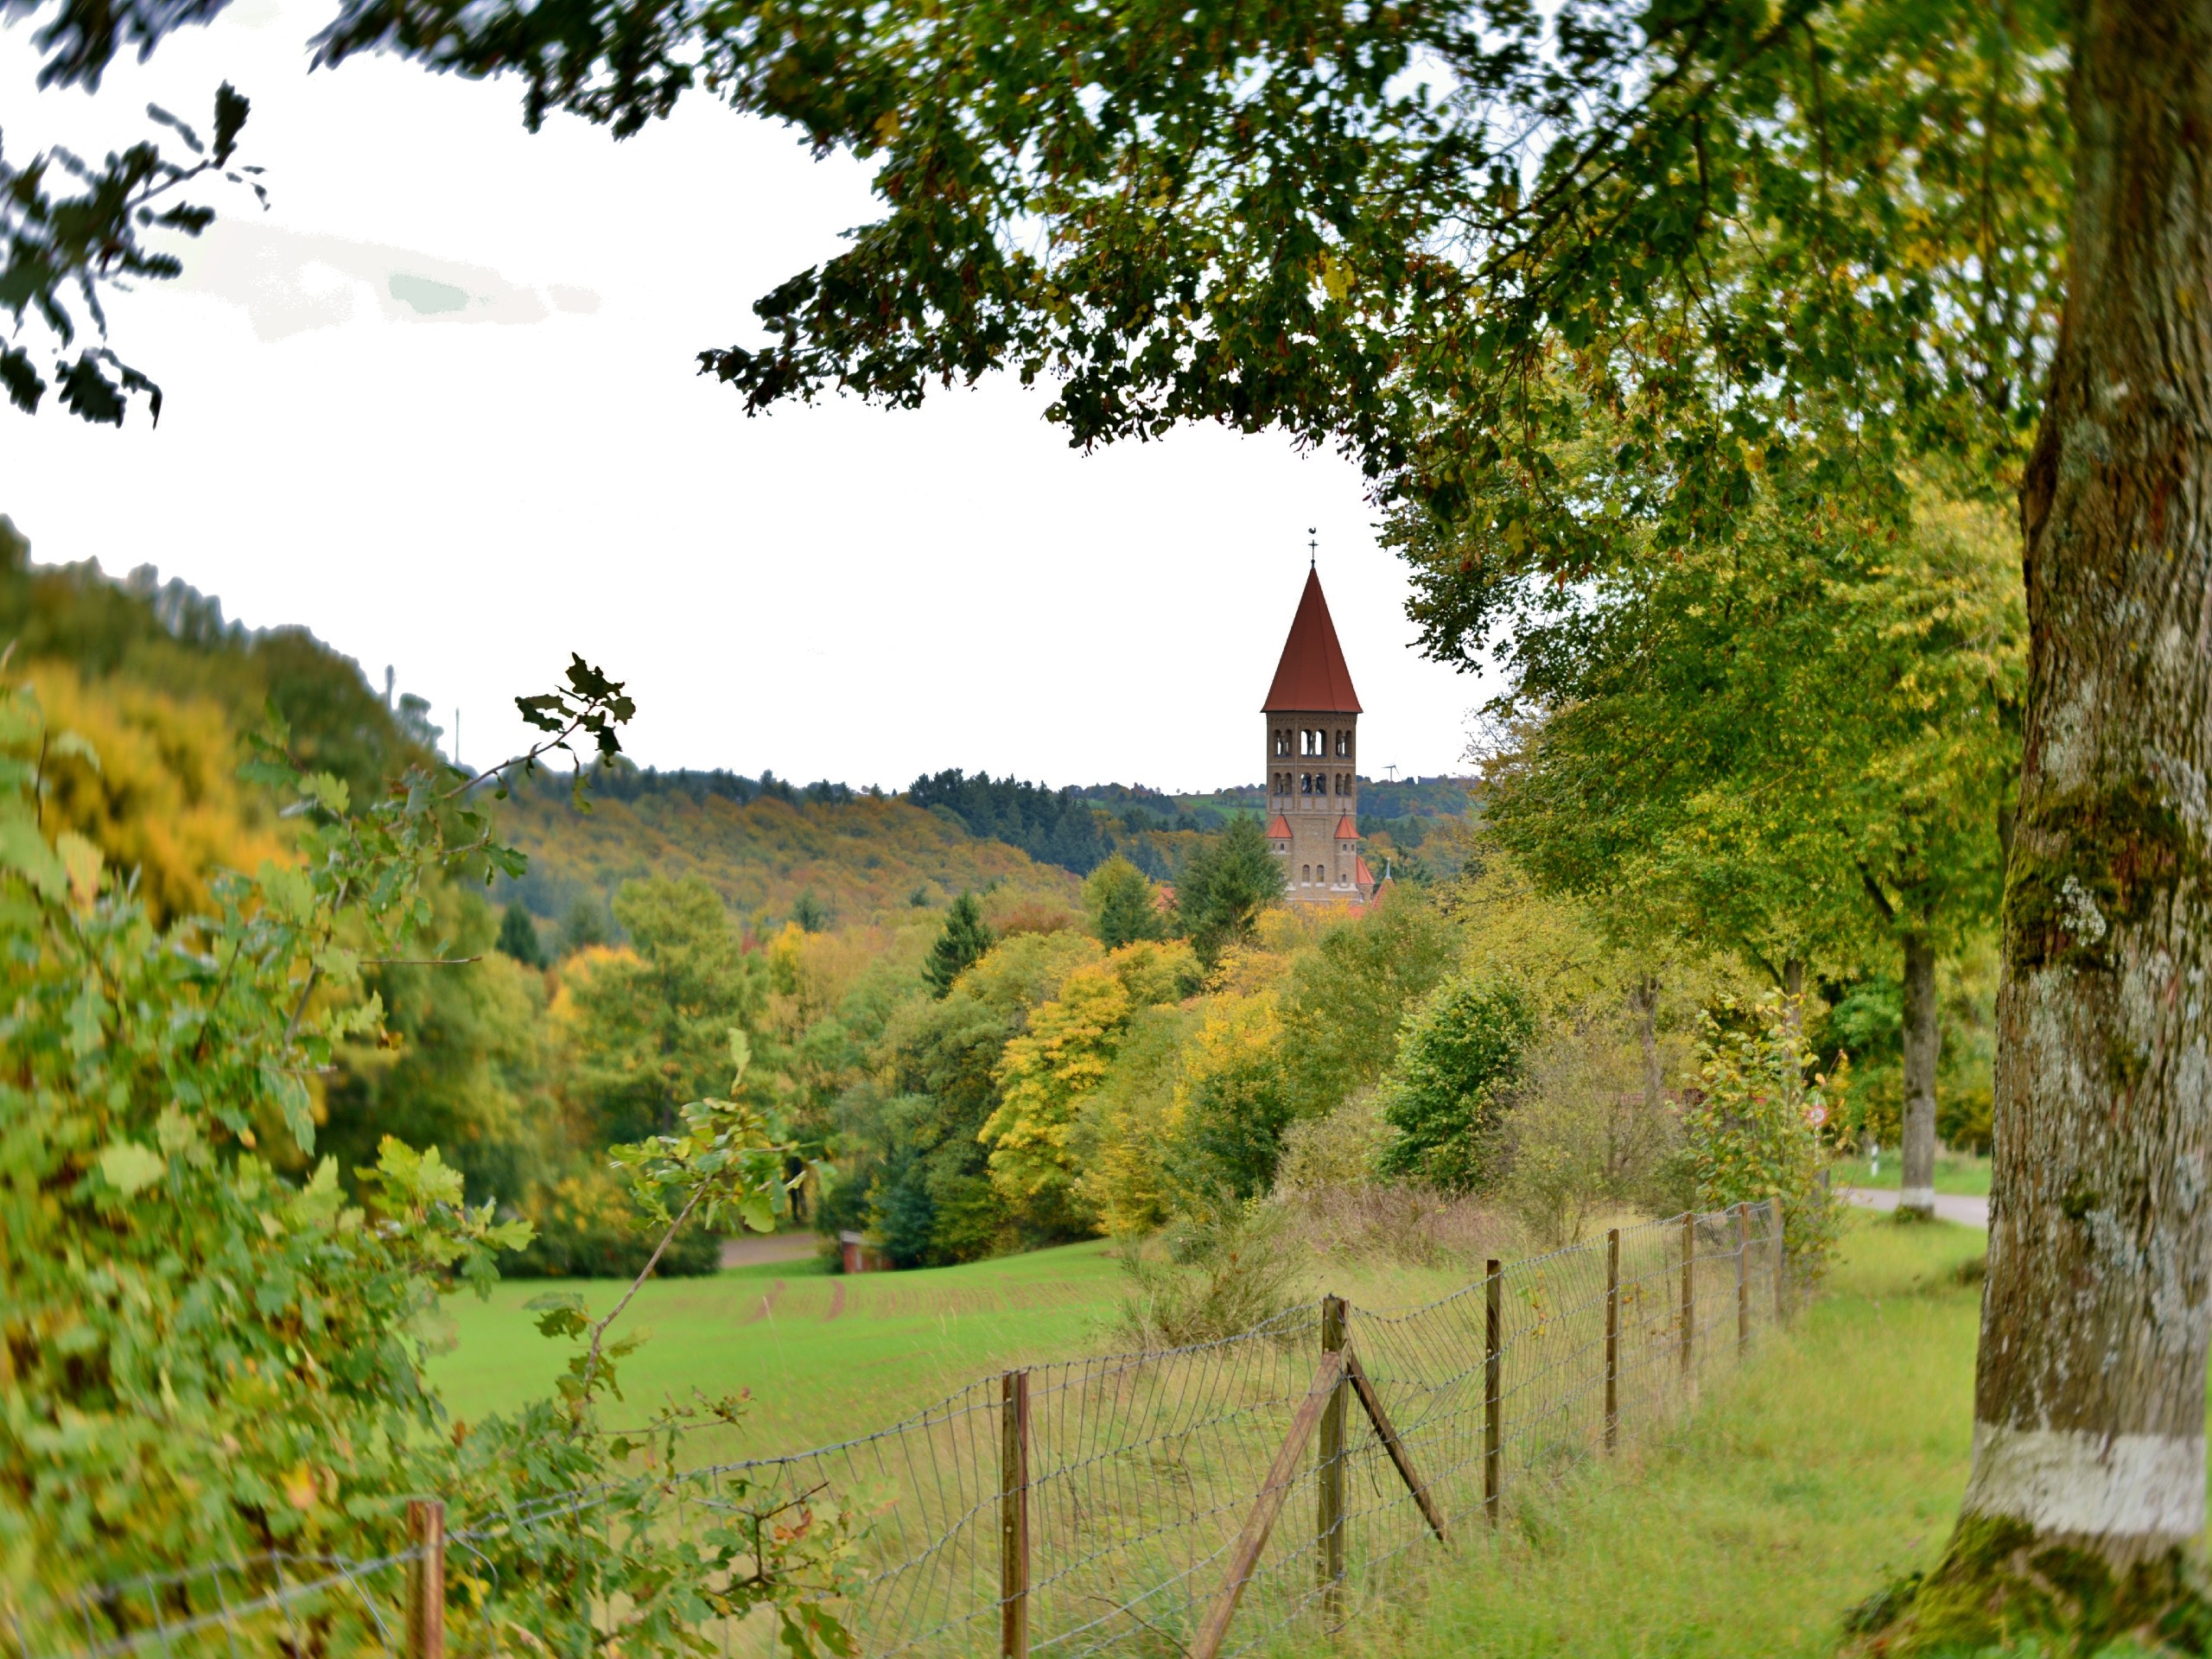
[11,1201,1791,1659]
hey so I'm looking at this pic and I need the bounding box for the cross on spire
[1307,526,1318,568]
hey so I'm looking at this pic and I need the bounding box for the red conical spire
[1262,567,1362,713]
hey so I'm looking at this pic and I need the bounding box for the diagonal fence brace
[1343,1349,1449,1544]
[1188,1337,1455,1659]
[1187,1348,1345,1659]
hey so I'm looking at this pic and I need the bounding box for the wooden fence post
[405,1499,444,1659]
[1680,1212,1696,1386]
[1603,1228,1620,1452]
[1736,1203,1751,1352]
[1484,1260,1503,1528]
[1317,1296,1348,1613]
[1000,1369,1030,1659]
[1773,1196,1789,1320]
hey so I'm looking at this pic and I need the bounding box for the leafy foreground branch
[0,660,853,1654]
[1,83,266,426]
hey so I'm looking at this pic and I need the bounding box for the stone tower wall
[1262,710,1360,903]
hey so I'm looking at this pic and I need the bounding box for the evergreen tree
[1177,818,1285,967]
[924,891,995,998]
[1081,855,1163,951]
[495,899,548,969]
[559,896,611,956]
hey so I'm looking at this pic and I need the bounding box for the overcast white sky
[0,1,1492,791]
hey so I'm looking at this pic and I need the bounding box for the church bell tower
[1262,563,1376,906]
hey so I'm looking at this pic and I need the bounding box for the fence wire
[12,1203,1790,1659]
[691,1200,1789,1659]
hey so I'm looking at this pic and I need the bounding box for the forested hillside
[491,768,1082,941]
[910,770,1481,882]
[0,518,429,919]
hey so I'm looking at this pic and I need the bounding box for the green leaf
[45,731,100,772]
[55,830,101,910]
[99,1141,167,1198]
[0,819,67,901]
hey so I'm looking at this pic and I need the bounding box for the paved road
[1842,1186,1989,1229]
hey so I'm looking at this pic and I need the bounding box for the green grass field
[431,1214,2203,1656]
[1347,1216,2025,1658]
[429,1233,1495,1460]
[428,1240,1128,1457]
[1834,1149,1993,1196]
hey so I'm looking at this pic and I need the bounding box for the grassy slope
[492,784,1083,935]
[430,1243,1127,1459]
[430,1238,1499,1463]
[1353,1217,2000,1659]
[437,1215,2205,1656]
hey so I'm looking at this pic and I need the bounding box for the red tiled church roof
[1354,855,1376,889]
[1262,568,1362,714]
[1265,814,1292,839]
[1332,815,1357,840]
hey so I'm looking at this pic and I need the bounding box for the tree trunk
[1964,0,2212,1577]
[1897,933,1939,1220]
[1629,974,1663,1119]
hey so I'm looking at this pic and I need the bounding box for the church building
[1262,567,1378,906]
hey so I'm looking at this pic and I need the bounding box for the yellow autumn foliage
[982,938,1196,1234]
[23,661,288,922]
[1072,1001,1200,1236]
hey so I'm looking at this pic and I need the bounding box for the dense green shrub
[503,1161,723,1277]
[1684,993,1843,1268]
[1377,974,1538,1192]
[0,670,849,1654]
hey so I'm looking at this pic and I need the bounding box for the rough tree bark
[1629,974,1663,1119]
[1951,0,2212,1594]
[1897,933,1940,1221]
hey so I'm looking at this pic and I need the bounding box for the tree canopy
[1176,816,1285,967]
[298,0,2065,549]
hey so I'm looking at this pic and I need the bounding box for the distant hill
[912,772,1481,883]
[0,518,423,799]
[490,767,1083,939]
[0,518,1468,925]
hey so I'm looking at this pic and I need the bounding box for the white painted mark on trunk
[1963,1421,2206,1541]
[1899,1186,1936,1211]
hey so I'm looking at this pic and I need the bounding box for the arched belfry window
[1336,730,1351,757]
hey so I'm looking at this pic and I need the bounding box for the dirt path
[719,1234,823,1268]
[1842,1187,1989,1228]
